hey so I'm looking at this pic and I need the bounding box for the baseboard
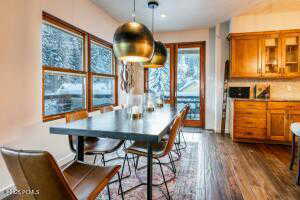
[0,153,74,200]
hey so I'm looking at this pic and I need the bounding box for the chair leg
[157,159,171,200]
[117,172,125,200]
[290,133,296,170]
[297,139,300,185]
[93,155,97,164]
[168,153,176,175]
[102,154,111,200]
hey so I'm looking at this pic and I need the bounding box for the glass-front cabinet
[281,33,300,77]
[261,35,281,77]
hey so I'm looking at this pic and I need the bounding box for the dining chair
[1,147,124,200]
[289,122,300,185]
[66,110,125,200]
[99,105,114,113]
[113,105,123,111]
[176,105,190,151]
[121,114,182,199]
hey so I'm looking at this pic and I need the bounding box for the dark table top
[49,105,182,143]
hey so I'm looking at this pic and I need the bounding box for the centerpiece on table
[144,92,155,112]
[127,94,144,119]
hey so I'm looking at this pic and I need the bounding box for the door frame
[144,41,206,128]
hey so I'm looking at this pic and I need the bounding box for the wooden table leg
[147,143,153,200]
[76,136,84,161]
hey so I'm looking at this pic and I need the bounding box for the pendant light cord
[133,0,136,22]
[152,7,154,33]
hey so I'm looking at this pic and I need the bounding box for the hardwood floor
[193,130,300,200]
[2,130,300,200]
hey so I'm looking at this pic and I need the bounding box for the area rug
[96,131,204,200]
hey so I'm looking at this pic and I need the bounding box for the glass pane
[90,42,113,74]
[44,73,86,116]
[285,37,299,73]
[177,48,200,120]
[93,77,114,106]
[264,38,279,74]
[42,23,84,70]
[148,48,170,99]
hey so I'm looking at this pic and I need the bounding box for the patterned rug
[95,131,205,200]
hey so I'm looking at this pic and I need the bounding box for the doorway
[145,41,206,128]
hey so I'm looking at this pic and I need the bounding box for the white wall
[214,22,230,133]
[231,11,300,33]
[0,0,120,193]
[155,29,215,130]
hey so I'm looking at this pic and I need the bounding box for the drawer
[267,102,289,110]
[235,116,266,128]
[235,109,266,117]
[235,101,266,110]
[288,102,300,109]
[235,127,266,140]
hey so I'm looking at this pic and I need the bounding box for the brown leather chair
[123,114,182,199]
[1,147,124,200]
[66,110,124,164]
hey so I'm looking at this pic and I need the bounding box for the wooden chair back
[99,105,114,113]
[1,147,77,200]
[163,113,183,156]
[66,111,89,153]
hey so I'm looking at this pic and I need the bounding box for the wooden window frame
[42,12,118,122]
[144,41,206,128]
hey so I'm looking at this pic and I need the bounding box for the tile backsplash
[229,79,300,100]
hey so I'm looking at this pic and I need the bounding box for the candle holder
[156,95,164,108]
[144,92,155,112]
[127,94,144,120]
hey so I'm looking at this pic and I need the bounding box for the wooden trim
[42,13,118,122]
[200,42,206,128]
[89,34,112,48]
[91,72,116,78]
[42,12,86,37]
[42,66,86,75]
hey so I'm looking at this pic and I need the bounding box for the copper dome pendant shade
[113,22,154,63]
[113,0,154,63]
[143,0,167,68]
[143,41,167,68]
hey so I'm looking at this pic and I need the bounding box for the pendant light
[113,0,154,63]
[143,0,167,68]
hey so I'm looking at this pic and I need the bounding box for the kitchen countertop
[230,98,300,102]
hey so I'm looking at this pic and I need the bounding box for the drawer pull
[244,132,254,135]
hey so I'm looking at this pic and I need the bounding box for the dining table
[49,104,182,200]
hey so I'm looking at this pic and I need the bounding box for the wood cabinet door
[267,110,288,141]
[287,110,300,141]
[281,33,300,78]
[261,34,282,78]
[231,36,261,78]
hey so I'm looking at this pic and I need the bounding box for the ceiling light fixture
[143,0,167,68]
[113,0,154,63]
[161,14,166,18]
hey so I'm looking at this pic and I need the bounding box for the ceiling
[92,0,271,32]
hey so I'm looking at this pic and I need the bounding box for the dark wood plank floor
[3,130,300,200]
[194,131,300,200]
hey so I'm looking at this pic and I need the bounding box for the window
[148,48,171,99]
[42,12,117,122]
[89,36,117,110]
[90,42,113,74]
[92,76,114,106]
[42,23,84,70]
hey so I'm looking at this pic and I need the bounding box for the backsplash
[229,79,300,100]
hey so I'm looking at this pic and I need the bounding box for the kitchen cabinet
[231,35,261,78]
[281,33,300,77]
[232,100,300,144]
[230,30,300,79]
